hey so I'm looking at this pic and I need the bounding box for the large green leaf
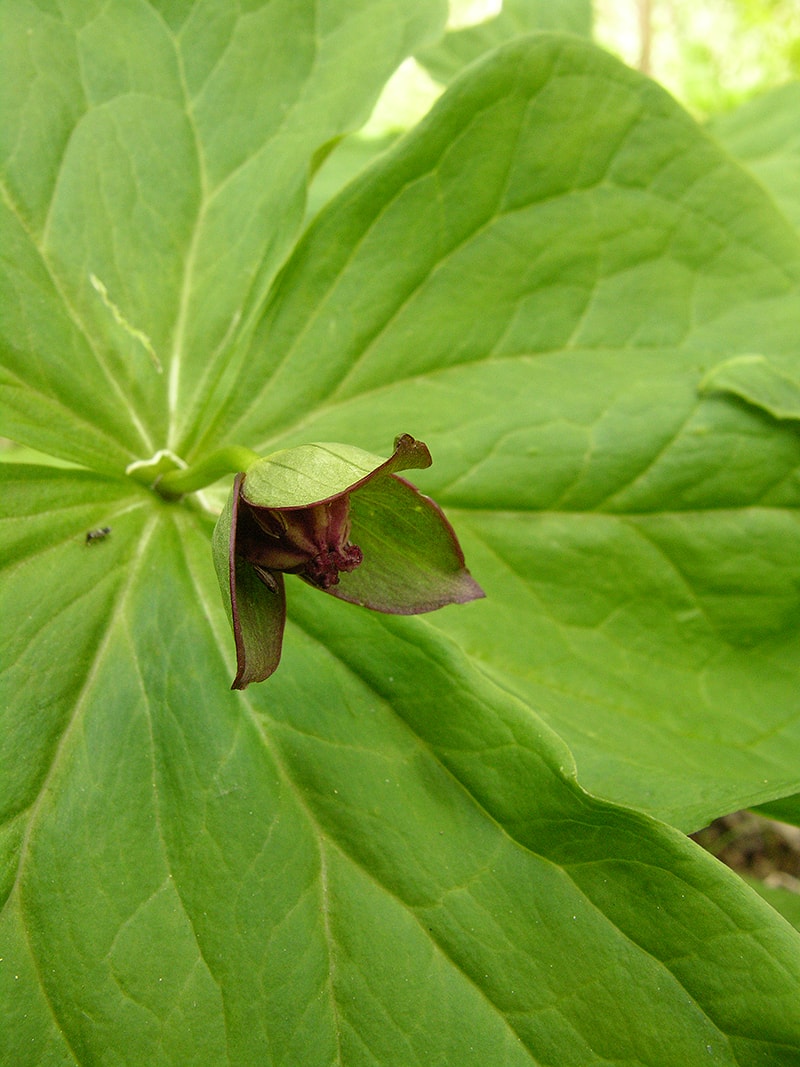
[3,467,800,1064]
[0,0,447,470]
[192,33,800,829]
[709,82,800,232]
[4,6,800,1063]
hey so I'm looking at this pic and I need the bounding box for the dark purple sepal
[213,473,286,689]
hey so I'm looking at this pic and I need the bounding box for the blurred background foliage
[595,0,800,116]
[361,0,800,137]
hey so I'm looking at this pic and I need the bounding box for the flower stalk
[155,446,262,498]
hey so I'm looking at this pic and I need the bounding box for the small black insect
[85,526,112,545]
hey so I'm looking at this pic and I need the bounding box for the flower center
[242,493,364,589]
[303,543,363,589]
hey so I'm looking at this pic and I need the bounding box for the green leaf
[756,793,800,830]
[307,132,400,220]
[700,354,800,421]
[213,474,286,689]
[709,82,800,232]
[5,9,800,1063]
[418,0,592,84]
[3,468,800,1063]
[201,33,800,828]
[742,877,800,934]
[0,0,447,470]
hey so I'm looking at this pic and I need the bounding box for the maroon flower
[213,435,484,688]
[239,490,363,590]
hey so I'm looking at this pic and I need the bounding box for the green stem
[156,446,261,497]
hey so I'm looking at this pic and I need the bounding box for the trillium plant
[213,434,483,687]
[3,1,800,1064]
